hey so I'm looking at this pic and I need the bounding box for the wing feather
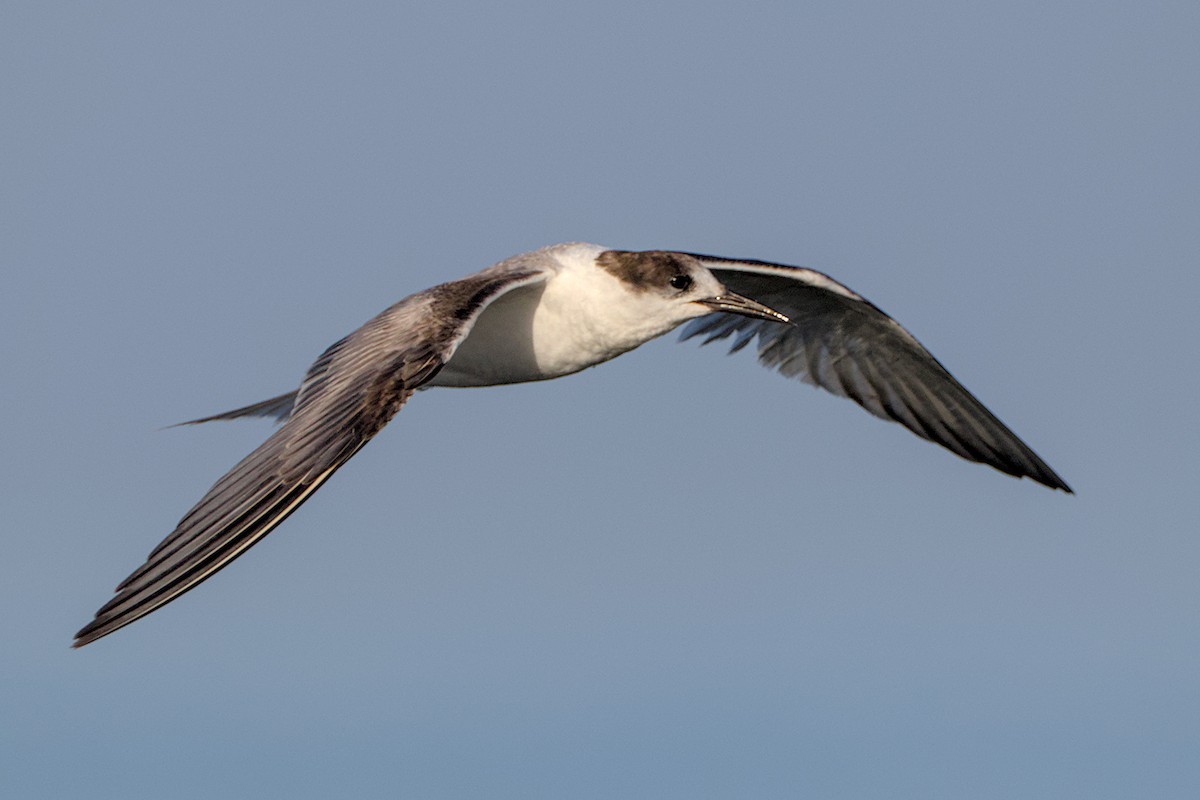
[680,254,1070,492]
[75,269,548,646]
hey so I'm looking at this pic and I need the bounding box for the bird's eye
[669,274,693,291]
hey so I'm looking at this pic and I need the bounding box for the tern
[74,242,1070,647]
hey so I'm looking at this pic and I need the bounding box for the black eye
[669,274,693,291]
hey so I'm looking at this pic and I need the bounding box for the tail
[172,391,298,426]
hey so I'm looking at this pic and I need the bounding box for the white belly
[429,265,678,388]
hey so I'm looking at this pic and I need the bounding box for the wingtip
[73,614,120,648]
[1051,478,1075,495]
[72,619,104,648]
[1029,467,1073,494]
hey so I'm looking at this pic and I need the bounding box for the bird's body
[431,242,684,386]
[74,242,1070,647]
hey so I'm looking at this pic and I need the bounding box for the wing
[679,254,1071,492]
[74,269,549,647]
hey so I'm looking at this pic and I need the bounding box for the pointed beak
[697,292,790,324]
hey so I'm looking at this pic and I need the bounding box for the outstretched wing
[679,254,1070,492]
[74,269,548,647]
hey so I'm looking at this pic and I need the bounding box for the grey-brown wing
[74,270,548,647]
[679,254,1070,492]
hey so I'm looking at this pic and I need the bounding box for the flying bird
[74,243,1070,647]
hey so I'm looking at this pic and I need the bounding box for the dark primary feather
[74,270,547,647]
[679,255,1071,493]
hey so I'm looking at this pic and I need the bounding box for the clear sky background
[3,2,1197,798]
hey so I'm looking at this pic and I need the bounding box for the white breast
[430,244,679,388]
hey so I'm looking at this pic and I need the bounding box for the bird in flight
[74,243,1070,647]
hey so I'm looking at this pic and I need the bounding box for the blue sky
[3,2,1198,797]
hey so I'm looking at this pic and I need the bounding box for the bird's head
[595,249,789,330]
